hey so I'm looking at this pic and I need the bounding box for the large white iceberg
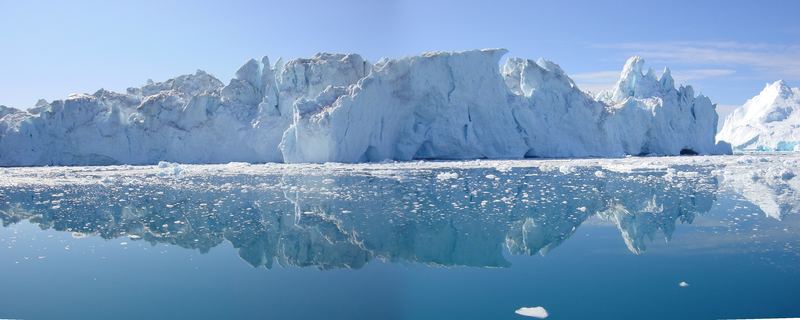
[0,49,729,166]
[717,80,800,152]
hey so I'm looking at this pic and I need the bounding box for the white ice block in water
[515,306,549,318]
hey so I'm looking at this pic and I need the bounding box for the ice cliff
[717,80,800,152]
[0,49,729,166]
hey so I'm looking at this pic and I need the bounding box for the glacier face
[0,49,728,166]
[717,80,800,152]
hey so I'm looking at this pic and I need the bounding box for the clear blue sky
[2,0,799,121]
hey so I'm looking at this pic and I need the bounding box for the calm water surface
[0,156,798,319]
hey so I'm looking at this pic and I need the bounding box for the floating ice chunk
[496,163,513,172]
[515,306,549,318]
[558,165,576,174]
[157,161,184,176]
[679,281,690,287]
[100,176,116,184]
[225,162,251,167]
[594,170,606,178]
[663,168,676,181]
[436,172,459,181]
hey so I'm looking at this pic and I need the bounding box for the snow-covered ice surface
[718,80,800,152]
[0,50,729,166]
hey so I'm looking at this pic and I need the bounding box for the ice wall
[0,50,729,166]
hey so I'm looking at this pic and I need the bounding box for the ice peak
[0,105,19,119]
[274,57,285,72]
[260,56,271,70]
[761,80,793,99]
[235,59,260,81]
[417,48,508,65]
[771,79,789,88]
[645,67,655,79]
[617,56,649,83]
[659,67,674,89]
[609,56,666,102]
[298,52,361,64]
[748,81,797,114]
[622,56,645,74]
[480,47,509,57]
[618,56,646,82]
[232,57,273,94]
[744,80,797,111]
[194,69,211,77]
[534,58,566,76]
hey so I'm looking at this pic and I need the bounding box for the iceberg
[0,50,729,166]
[717,80,800,152]
[515,307,549,318]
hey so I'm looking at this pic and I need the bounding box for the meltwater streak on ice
[0,155,796,269]
[0,50,729,166]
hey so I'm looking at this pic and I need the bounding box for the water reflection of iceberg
[0,156,796,269]
[718,157,800,220]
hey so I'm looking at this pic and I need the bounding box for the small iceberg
[515,306,549,318]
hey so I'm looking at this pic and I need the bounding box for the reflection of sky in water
[0,156,798,319]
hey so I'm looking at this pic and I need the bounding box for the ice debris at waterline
[717,80,800,152]
[0,49,731,166]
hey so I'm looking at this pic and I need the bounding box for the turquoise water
[0,159,798,319]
